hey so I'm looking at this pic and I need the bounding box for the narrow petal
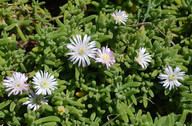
[32,71,58,95]
[159,66,185,90]
[66,34,97,67]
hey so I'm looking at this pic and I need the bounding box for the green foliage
[0,0,192,125]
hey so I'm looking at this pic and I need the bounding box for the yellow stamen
[36,99,41,104]
[16,83,22,88]
[42,82,47,85]
[79,48,85,55]
[80,49,84,53]
[41,81,48,88]
[101,54,110,62]
[116,16,120,21]
[169,75,175,81]
[137,55,142,62]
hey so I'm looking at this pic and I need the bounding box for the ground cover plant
[0,0,192,125]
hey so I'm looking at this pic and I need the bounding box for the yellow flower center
[137,55,142,62]
[41,81,48,88]
[116,16,120,21]
[16,83,22,88]
[79,48,85,55]
[169,75,176,81]
[36,99,41,104]
[101,53,110,62]
[80,49,84,53]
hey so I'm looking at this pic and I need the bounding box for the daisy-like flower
[32,71,58,95]
[158,66,185,90]
[66,34,97,67]
[23,90,48,111]
[3,72,29,97]
[111,10,128,25]
[95,47,115,69]
[135,47,151,69]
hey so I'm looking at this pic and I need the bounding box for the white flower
[3,72,29,97]
[135,47,151,69]
[66,34,97,67]
[158,66,185,90]
[95,47,115,69]
[111,10,128,25]
[32,71,58,95]
[23,90,48,111]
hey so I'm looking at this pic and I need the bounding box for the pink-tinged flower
[158,66,185,90]
[111,10,128,25]
[95,47,115,69]
[3,72,29,97]
[66,34,97,67]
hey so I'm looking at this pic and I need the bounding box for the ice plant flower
[32,71,58,95]
[158,66,185,90]
[3,72,29,97]
[23,90,48,111]
[58,106,65,116]
[95,47,115,69]
[66,34,97,67]
[135,47,151,69]
[111,10,128,25]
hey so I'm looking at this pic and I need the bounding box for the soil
[39,0,67,16]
